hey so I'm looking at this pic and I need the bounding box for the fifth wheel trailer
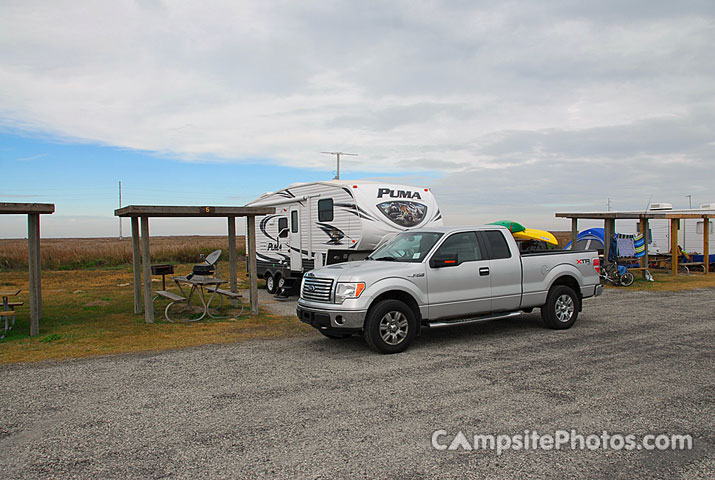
[246,180,443,293]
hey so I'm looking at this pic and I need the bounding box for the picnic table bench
[152,277,244,322]
[206,287,242,298]
[1,288,21,338]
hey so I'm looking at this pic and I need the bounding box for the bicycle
[600,261,635,287]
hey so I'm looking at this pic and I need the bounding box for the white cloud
[1,0,714,231]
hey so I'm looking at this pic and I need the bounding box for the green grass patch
[0,263,310,364]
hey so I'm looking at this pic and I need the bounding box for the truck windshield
[368,232,443,263]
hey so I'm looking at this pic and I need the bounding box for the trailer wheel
[541,285,579,329]
[265,273,277,294]
[363,299,416,354]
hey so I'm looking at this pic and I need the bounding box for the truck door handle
[479,267,490,276]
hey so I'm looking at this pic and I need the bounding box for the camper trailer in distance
[247,180,443,293]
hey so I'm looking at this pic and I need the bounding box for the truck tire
[541,285,579,329]
[363,299,416,354]
[265,273,277,294]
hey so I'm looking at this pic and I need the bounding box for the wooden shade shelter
[115,205,275,323]
[0,202,55,336]
[555,209,712,276]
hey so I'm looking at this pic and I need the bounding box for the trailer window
[484,230,511,259]
[318,198,334,222]
[696,221,713,234]
[291,210,298,233]
[278,217,288,238]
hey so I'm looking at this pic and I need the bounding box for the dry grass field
[0,235,245,270]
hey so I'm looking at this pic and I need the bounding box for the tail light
[593,258,600,274]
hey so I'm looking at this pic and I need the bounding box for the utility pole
[118,181,123,239]
[321,151,357,180]
[607,198,612,212]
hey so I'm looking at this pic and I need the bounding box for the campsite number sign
[201,206,215,214]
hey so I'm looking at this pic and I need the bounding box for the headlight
[335,282,366,303]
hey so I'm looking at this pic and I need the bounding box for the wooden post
[704,217,709,275]
[140,216,154,323]
[228,216,238,307]
[671,218,679,276]
[27,214,40,336]
[131,216,142,314]
[247,215,258,315]
[34,214,42,319]
[603,218,615,265]
[640,218,650,279]
[571,218,578,249]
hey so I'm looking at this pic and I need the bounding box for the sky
[1,0,714,238]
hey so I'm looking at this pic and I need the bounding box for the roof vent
[700,203,715,210]
[649,203,673,211]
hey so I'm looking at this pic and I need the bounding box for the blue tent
[564,228,605,251]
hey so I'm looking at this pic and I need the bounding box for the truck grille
[301,277,333,302]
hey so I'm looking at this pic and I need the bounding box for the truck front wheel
[541,285,580,329]
[364,299,416,354]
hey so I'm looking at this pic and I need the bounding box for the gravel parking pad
[1,288,713,479]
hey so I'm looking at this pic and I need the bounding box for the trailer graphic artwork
[377,201,427,227]
[247,180,443,292]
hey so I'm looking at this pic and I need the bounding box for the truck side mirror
[430,252,459,268]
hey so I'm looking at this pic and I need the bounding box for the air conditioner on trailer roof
[649,203,673,210]
[700,203,715,210]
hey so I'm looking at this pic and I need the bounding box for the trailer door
[289,207,302,271]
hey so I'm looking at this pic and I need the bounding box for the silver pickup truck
[297,225,602,353]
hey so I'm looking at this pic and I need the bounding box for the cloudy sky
[1,0,714,237]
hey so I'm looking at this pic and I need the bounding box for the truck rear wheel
[541,285,579,329]
[364,299,416,354]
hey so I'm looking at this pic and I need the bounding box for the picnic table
[1,288,22,338]
[154,275,242,322]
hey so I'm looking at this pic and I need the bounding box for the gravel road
[1,288,713,479]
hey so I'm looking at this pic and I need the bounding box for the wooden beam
[704,217,709,275]
[247,215,258,315]
[555,211,715,220]
[0,203,55,214]
[671,218,679,276]
[571,218,578,249]
[115,205,274,218]
[27,214,40,336]
[140,216,154,323]
[228,216,238,307]
[131,217,142,314]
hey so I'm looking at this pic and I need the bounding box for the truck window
[484,230,511,259]
[291,210,298,233]
[318,198,333,221]
[434,232,482,263]
[278,217,288,238]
